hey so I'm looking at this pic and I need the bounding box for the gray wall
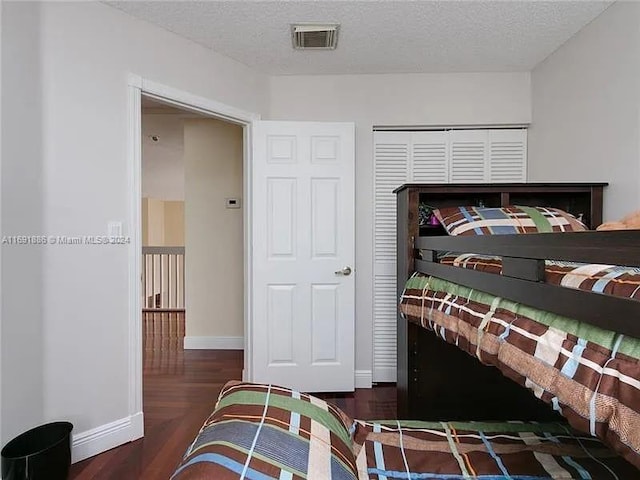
[1,0,268,451]
[1,1,45,444]
[529,2,640,221]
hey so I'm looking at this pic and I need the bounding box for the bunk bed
[171,182,640,479]
[395,183,640,472]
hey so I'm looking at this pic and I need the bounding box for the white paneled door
[251,121,355,392]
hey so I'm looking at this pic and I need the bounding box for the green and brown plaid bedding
[171,381,358,480]
[173,381,637,478]
[439,253,640,300]
[353,420,637,479]
[400,273,640,471]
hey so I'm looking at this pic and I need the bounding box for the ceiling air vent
[292,24,339,50]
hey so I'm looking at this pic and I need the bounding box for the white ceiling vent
[291,24,339,50]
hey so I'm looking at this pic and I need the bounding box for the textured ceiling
[108,1,612,75]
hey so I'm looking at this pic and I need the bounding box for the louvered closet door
[373,132,409,382]
[450,129,488,183]
[372,131,448,382]
[372,129,526,383]
[411,132,448,182]
[374,133,409,266]
[488,129,527,182]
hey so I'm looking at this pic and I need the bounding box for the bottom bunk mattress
[171,382,637,479]
[354,420,636,479]
[400,273,640,471]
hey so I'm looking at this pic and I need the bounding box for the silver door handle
[335,266,352,276]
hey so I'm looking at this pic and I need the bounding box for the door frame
[126,75,259,438]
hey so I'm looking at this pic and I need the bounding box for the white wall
[1,1,45,445]
[184,119,243,344]
[0,0,268,454]
[269,72,531,377]
[528,2,640,221]
[142,114,185,201]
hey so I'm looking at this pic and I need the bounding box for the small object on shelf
[429,214,440,226]
[418,203,436,226]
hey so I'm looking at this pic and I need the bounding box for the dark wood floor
[70,312,396,479]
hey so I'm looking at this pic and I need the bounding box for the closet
[372,128,527,382]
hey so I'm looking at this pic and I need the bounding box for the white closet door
[371,128,527,384]
[373,132,409,382]
[488,129,527,182]
[374,132,410,266]
[411,132,448,183]
[372,131,449,382]
[449,129,488,183]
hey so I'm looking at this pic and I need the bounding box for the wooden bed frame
[394,183,640,421]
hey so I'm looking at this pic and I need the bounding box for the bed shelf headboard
[395,183,606,288]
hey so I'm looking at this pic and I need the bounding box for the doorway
[127,78,258,441]
[128,79,356,444]
[141,97,188,354]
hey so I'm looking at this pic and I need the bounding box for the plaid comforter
[172,382,637,478]
[353,420,637,479]
[440,253,640,300]
[400,273,640,471]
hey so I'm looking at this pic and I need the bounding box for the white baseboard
[72,412,144,463]
[184,336,244,350]
[355,370,373,389]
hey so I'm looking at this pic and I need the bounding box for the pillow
[433,205,588,236]
[172,381,358,480]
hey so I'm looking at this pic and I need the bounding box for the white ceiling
[108,1,612,75]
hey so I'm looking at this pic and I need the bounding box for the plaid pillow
[433,205,588,236]
[172,381,358,480]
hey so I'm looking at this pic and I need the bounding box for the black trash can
[1,422,73,480]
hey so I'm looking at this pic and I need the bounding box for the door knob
[335,266,352,276]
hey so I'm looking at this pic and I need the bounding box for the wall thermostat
[225,198,241,209]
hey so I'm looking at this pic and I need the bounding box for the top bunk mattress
[439,252,640,300]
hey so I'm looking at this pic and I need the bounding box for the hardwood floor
[69,312,396,479]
